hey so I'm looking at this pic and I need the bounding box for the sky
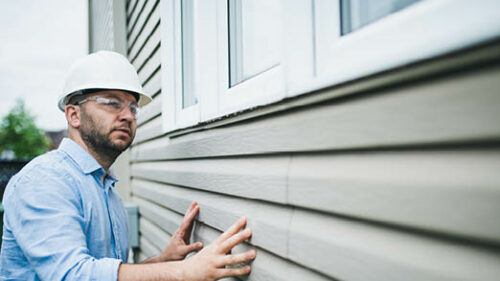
[0,0,88,131]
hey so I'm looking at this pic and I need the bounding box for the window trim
[161,0,500,133]
[215,0,286,117]
[286,0,500,96]
[161,0,200,131]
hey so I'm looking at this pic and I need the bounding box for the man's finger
[178,203,199,239]
[184,242,203,254]
[215,265,252,279]
[182,202,199,225]
[216,217,247,243]
[220,228,252,253]
[221,250,256,266]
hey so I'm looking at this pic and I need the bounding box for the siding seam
[285,153,294,257]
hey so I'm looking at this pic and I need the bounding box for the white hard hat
[58,50,152,111]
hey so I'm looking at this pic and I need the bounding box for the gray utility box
[125,204,139,248]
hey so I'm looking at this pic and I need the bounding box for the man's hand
[119,216,256,281]
[142,201,203,264]
[179,216,257,281]
[160,201,204,261]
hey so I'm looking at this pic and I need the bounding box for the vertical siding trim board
[130,65,500,160]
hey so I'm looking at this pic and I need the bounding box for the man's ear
[65,104,81,129]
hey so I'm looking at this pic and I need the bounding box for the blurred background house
[89,0,500,280]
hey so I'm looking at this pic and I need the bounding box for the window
[160,0,201,131]
[286,0,500,96]
[340,0,421,34]
[181,0,197,108]
[217,0,285,116]
[228,0,281,86]
[161,0,500,132]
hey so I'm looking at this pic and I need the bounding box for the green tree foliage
[0,100,51,158]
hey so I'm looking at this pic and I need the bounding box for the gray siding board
[130,149,500,244]
[130,7,160,63]
[131,156,290,203]
[132,180,500,280]
[130,66,500,161]
[138,48,161,84]
[126,0,138,19]
[127,0,146,35]
[134,115,163,143]
[133,30,160,71]
[137,42,160,73]
[194,223,334,281]
[137,252,148,263]
[137,93,162,125]
[288,150,500,244]
[111,0,500,278]
[139,217,171,252]
[142,68,161,97]
[139,235,160,258]
[128,0,158,51]
[134,196,182,235]
[131,179,292,259]
[290,210,500,281]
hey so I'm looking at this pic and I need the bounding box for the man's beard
[80,108,132,161]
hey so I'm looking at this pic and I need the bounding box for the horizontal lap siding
[131,65,500,160]
[127,0,162,144]
[130,149,500,244]
[125,1,500,278]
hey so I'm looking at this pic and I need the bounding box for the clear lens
[78,96,139,118]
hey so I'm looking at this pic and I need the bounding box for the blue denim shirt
[0,138,128,280]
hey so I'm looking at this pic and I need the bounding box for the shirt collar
[58,138,104,175]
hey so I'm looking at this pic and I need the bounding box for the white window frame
[285,0,500,96]
[162,0,500,132]
[215,0,286,117]
[160,0,201,131]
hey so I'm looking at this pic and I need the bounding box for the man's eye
[107,101,121,108]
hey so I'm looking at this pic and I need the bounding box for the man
[0,51,256,280]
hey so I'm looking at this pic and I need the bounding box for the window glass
[341,0,421,35]
[228,0,281,87]
[181,0,197,108]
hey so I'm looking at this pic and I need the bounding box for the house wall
[88,0,132,202]
[93,1,500,279]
